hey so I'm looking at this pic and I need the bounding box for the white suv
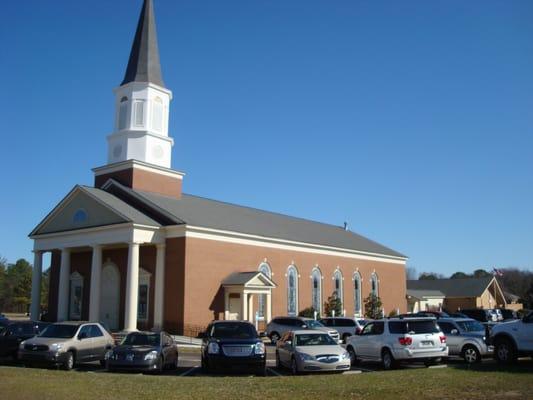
[345,318,448,369]
[491,311,533,364]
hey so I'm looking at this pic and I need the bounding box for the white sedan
[275,329,351,374]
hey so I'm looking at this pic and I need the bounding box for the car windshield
[305,320,325,329]
[211,323,257,339]
[456,320,484,332]
[390,320,440,334]
[38,324,78,338]
[295,333,337,346]
[122,333,160,346]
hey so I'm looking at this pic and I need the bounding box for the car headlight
[104,350,114,360]
[254,342,265,355]
[49,343,64,353]
[207,342,220,355]
[298,352,315,361]
[341,351,350,360]
[19,341,26,350]
[144,351,158,361]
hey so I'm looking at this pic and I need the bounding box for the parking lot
[3,344,528,378]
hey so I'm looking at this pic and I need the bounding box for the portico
[29,185,167,332]
[222,272,276,324]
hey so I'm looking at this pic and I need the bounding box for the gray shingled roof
[121,0,164,87]
[222,271,276,287]
[406,288,445,299]
[81,186,160,227]
[406,277,494,298]
[126,188,406,258]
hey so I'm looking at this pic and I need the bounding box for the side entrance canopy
[222,271,277,323]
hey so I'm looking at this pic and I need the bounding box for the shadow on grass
[447,358,533,374]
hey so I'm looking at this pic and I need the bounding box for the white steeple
[107,0,173,169]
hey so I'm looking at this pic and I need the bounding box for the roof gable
[222,272,277,288]
[30,186,159,236]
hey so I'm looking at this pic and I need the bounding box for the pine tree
[363,293,383,319]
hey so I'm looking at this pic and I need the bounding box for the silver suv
[345,318,448,369]
[319,317,367,343]
[266,317,340,343]
[437,318,493,363]
[19,321,114,370]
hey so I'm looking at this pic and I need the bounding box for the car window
[437,322,454,334]
[39,324,79,338]
[122,333,160,346]
[293,319,306,327]
[456,320,484,332]
[295,333,337,346]
[362,323,374,335]
[388,321,407,334]
[212,323,257,339]
[337,319,356,327]
[523,312,533,323]
[78,325,92,338]
[373,322,384,335]
[90,325,104,338]
[320,319,334,327]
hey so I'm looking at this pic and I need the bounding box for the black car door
[1,324,35,356]
[162,334,175,364]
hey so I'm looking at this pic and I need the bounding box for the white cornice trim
[165,224,406,265]
[93,159,185,180]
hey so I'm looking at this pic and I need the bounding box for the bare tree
[406,266,418,280]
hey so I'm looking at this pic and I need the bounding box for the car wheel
[495,338,517,364]
[462,345,481,364]
[347,346,358,366]
[62,352,75,371]
[342,333,351,344]
[381,349,394,370]
[270,332,280,344]
[291,358,299,375]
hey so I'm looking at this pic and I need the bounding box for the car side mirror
[451,329,459,335]
[78,332,88,340]
[285,340,292,346]
[301,324,307,329]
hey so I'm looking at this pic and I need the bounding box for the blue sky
[1,0,532,276]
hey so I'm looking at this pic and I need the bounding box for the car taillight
[398,337,412,346]
[355,327,361,335]
[439,335,446,344]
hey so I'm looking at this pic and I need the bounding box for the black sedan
[0,321,49,360]
[200,321,267,376]
[106,331,178,373]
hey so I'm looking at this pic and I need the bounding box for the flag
[492,268,504,277]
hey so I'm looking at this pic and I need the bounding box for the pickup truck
[491,311,533,364]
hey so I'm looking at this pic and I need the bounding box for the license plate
[126,354,134,361]
[421,340,433,346]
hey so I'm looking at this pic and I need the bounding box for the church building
[29,0,408,335]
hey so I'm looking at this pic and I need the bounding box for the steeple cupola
[107,0,173,169]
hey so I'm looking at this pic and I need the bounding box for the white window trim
[353,271,362,317]
[138,268,151,322]
[69,271,84,320]
[333,268,344,309]
[257,262,272,319]
[311,267,322,315]
[371,272,379,297]
[287,265,299,316]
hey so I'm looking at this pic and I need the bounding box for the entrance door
[100,264,120,331]
[228,294,241,320]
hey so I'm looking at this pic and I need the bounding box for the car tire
[201,356,211,373]
[381,349,395,370]
[99,360,106,368]
[347,346,358,366]
[462,345,481,364]
[62,351,75,371]
[275,351,281,369]
[494,338,517,365]
[156,357,164,374]
[291,358,299,375]
[270,332,280,344]
[342,333,351,344]
[169,353,179,370]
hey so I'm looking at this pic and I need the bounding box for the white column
[57,248,71,321]
[124,242,140,331]
[88,245,103,322]
[224,290,230,320]
[248,293,254,322]
[30,251,43,321]
[153,243,166,329]
[241,292,248,322]
[266,292,272,324]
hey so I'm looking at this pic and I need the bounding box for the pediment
[31,186,128,236]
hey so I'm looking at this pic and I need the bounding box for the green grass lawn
[1,362,532,400]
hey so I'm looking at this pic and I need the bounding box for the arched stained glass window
[258,263,272,318]
[311,268,322,314]
[287,265,298,316]
[353,272,362,316]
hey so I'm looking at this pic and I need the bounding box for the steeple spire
[121,0,164,87]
